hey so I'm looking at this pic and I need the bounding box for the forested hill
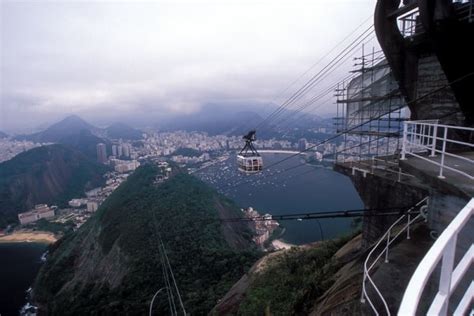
[33,165,259,315]
[0,144,107,228]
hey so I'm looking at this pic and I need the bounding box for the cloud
[0,0,376,131]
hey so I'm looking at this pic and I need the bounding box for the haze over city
[1,0,472,315]
[1,0,374,132]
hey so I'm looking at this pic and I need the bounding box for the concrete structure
[328,1,474,314]
[18,204,55,225]
[122,144,130,157]
[114,160,140,173]
[112,145,117,157]
[242,207,280,248]
[86,187,101,197]
[68,199,87,208]
[298,138,307,151]
[96,143,107,163]
[86,200,99,212]
[117,144,123,157]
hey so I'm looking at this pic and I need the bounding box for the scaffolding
[334,47,409,165]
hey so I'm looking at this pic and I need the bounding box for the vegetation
[34,165,260,315]
[237,237,351,315]
[0,144,108,228]
[33,219,74,234]
[171,147,202,157]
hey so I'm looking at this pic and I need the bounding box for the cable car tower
[237,130,263,173]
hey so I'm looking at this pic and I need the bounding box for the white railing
[401,120,474,180]
[398,198,474,316]
[361,197,429,315]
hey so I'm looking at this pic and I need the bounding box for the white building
[87,200,99,212]
[18,204,55,225]
[114,160,140,173]
[68,198,87,208]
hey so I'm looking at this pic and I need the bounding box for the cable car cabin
[237,130,263,173]
[237,155,263,173]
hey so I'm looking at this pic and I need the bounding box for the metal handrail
[398,198,474,315]
[361,197,429,315]
[401,121,474,180]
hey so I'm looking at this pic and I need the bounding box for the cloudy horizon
[1,0,376,133]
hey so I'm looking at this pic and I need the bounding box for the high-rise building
[96,143,107,163]
[298,138,307,151]
[122,144,130,157]
[117,144,123,157]
[112,145,117,157]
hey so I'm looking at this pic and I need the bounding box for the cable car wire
[263,33,377,132]
[227,71,474,189]
[255,26,375,133]
[234,15,374,135]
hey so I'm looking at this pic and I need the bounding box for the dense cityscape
[2,0,472,315]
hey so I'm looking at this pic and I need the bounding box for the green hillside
[33,165,259,315]
[0,144,108,227]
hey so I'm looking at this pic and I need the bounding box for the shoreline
[0,231,58,244]
[272,239,295,250]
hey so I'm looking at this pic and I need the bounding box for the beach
[272,239,294,250]
[0,231,57,244]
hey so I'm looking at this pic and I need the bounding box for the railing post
[401,121,408,160]
[436,235,457,316]
[430,123,438,157]
[438,127,448,179]
[360,275,366,303]
[421,123,425,147]
[385,231,391,263]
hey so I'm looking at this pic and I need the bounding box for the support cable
[225,71,474,189]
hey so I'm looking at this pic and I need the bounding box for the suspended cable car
[237,130,263,173]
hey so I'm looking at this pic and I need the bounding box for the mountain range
[104,122,143,140]
[159,104,264,136]
[158,103,331,139]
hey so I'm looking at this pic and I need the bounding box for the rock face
[33,166,259,315]
[213,237,355,315]
[0,144,107,227]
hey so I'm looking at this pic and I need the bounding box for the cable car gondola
[237,130,263,173]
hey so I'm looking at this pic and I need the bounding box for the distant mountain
[0,144,108,228]
[159,103,331,139]
[33,166,259,314]
[60,129,112,160]
[0,131,8,139]
[16,115,100,143]
[160,104,264,136]
[15,115,110,160]
[105,122,143,140]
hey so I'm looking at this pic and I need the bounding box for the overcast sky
[1,0,377,132]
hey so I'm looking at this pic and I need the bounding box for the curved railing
[361,197,429,315]
[398,198,474,316]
